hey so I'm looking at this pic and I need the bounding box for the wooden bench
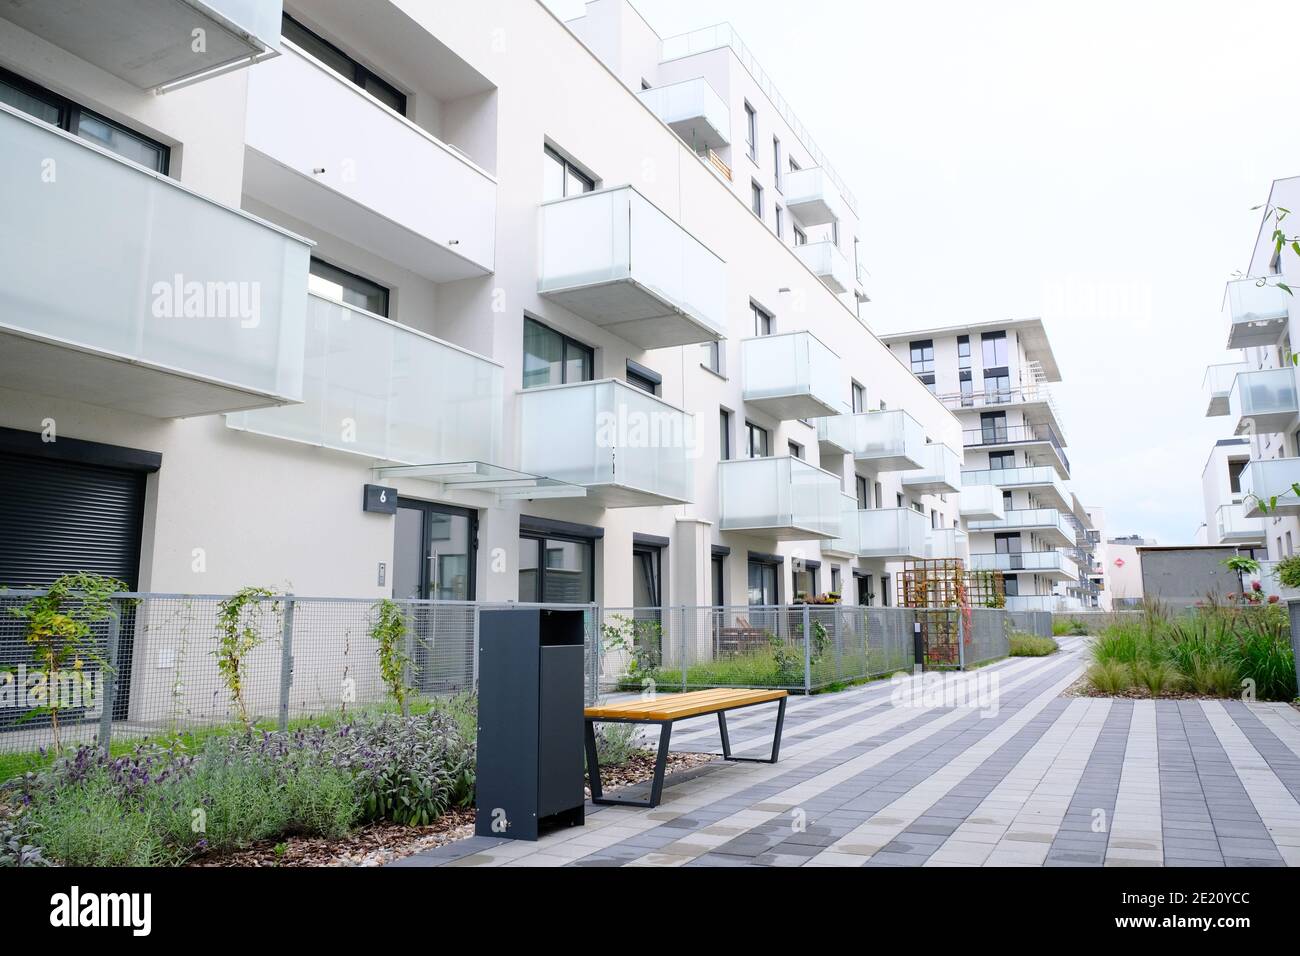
[584,688,788,809]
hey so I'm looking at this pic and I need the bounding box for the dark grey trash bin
[1287,600,1300,698]
[475,607,586,841]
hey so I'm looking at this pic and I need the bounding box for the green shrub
[1234,611,1297,701]
[588,720,638,768]
[1132,660,1180,697]
[1185,659,1241,698]
[1009,633,1058,657]
[1087,661,1132,695]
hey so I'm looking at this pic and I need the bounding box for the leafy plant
[1272,554,1300,591]
[213,587,279,731]
[9,573,130,753]
[602,614,663,685]
[369,599,412,715]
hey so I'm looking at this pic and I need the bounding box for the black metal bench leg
[718,710,731,759]
[587,720,672,809]
[584,718,603,802]
[722,697,787,765]
[647,721,672,807]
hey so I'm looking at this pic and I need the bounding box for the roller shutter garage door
[0,449,147,724]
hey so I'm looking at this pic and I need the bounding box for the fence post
[98,602,121,752]
[958,610,966,671]
[278,595,295,732]
[802,604,812,695]
[401,605,416,717]
[680,606,688,693]
[589,603,600,704]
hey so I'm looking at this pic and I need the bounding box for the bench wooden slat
[585,688,788,722]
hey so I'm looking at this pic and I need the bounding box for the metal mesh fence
[965,608,1010,668]
[1007,609,1054,638]
[0,593,598,755]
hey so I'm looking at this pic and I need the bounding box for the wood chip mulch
[190,749,718,867]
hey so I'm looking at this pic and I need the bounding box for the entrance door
[393,500,476,693]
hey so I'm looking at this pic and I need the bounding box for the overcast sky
[545,0,1300,543]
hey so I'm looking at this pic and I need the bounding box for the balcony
[783,167,844,227]
[959,485,1005,521]
[1241,458,1300,517]
[793,240,853,295]
[816,409,926,470]
[1005,595,1063,612]
[961,422,1069,477]
[244,42,495,282]
[637,78,730,151]
[226,294,502,464]
[1204,362,1248,417]
[854,259,871,303]
[1225,277,1291,349]
[1215,502,1265,545]
[538,186,726,348]
[518,379,693,507]
[900,443,962,494]
[960,466,1070,511]
[821,495,862,557]
[718,456,842,540]
[0,0,282,90]
[970,551,1080,582]
[924,528,968,561]
[741,331,842,420]
[0,104,309,418]
[968,509,1075,547]
[1228,366,1298,436]
[855,508,929,559]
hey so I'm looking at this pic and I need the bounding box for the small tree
[10,572,129,753]
[369,599,413,716]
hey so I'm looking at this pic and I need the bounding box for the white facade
[1198,438,1266,552]
[0,0,965,613]
[881,319,1107,611]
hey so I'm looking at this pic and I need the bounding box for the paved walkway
[394,637,1300,867]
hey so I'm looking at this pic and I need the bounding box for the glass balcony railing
[961,466,1069,510]
[1004,595,1064,612]
[1241,458,1300,517]
[1225,277,1292,349]
[816,409,926,470]
[961,422,1070,476]
[0,103,310,418]
[900,443,962,494]
[637,77,730,150]
[718,456,842,539]
[518,379,694,507]
[741,331,842,420]
[793,239,854,294]
[1228,366,1298,435]
[822,494,862,556]
[1215,502,1265,543]
[246,42,497,280]
[855,508,930,559]
[968,508,1075,543]
[958,485,1005,520]
[538,185,726,348]
[227,294,502,465]
[970,551,1080,579]
[1203,361,1248,417]
[783,167,844,227]
[0,0,282,90]
[925,528,968,561]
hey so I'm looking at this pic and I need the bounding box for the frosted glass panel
[824,496,861,554]
[206,0,283,47]
[817,410,925,467]
[969,509,1071,536]
[0,104,307,405]
[538,187,629,290]
[742,332,841,409]
[228,295,502,464]
[636,77,730,144]
[1227,277,1291,324]
[856,508,928,558]
[1229,367,1298,422]
[1242,458,1300,514]
[901,443,962,491]
[718,457,841,535]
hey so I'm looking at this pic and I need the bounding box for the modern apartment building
[0,0,965,613]
[1204,175,1300,576]
[880,319,1104,611]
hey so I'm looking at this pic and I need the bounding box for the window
[751,179,764,218]
[773,137,782,189]
[1288,532,1294,557]
[881,574,891,607]
[831,567,842,596]
[989,451,1015,470]
[909,339,936,391]
[752,301,774,336]
[1228,459,1247,495]
[747,558,779,606]
[789,157,801,174]
[745,421,770,458]
[626,360,659,395]
[523,317,592,389]
[981,330,1009,368]
[775,204,785,239]
[793,225,807,245]
[984,371,1011,403]
[0,67,169,172]
[542,145,594,201]
[283,14,406,115]
[957,335,971,369]
[712,553,726,607]
[931,509,940,529]
[980,411,1008,444]
[744,102,757,159]
[851,381,866,413]
[788,440,804,460]
[1003,575,1019,598]
[719,409,733,461]
[959,371,974,407]
[518,533,594,603]
[875,481,883,509]
[857,573,873,607]
[896,493,904,508]
[856,474,868,509]
[704,340,724,375]
[309,258,389,316]
[793,564,816,600]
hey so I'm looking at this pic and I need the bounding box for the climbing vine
[369,599,413,715]
[214,587,279,731]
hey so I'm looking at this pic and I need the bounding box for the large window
[283,14,406,115]
[309,258,390,316]
[0,67,169,173]
[712,553,726,607]
[856,474,868,509]
[747,558,779,606]
[745,421,770,458]
[752,301,774,336]
[518,533,593,603]
[981,330,1009,368]
[980,411,1008,443]
[957,335,972,369]
[542,145,594,201]
[523,317,593,388]
[851,381,866,413]
[989,451,1015,470]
